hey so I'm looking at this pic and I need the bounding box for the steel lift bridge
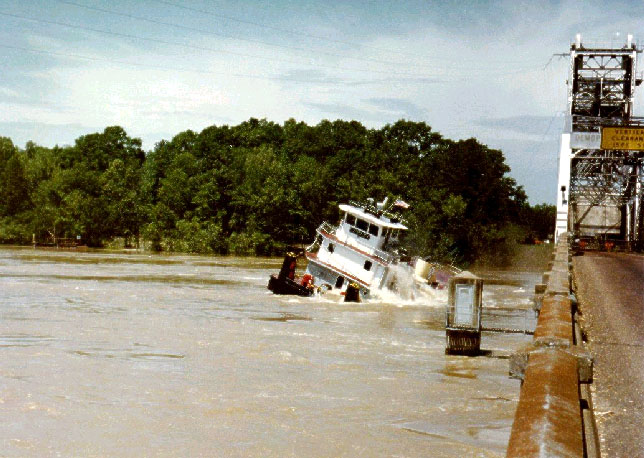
[555,34,644,250]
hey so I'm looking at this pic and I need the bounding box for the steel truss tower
[555,35,644,250]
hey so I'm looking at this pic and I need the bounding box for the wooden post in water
[445,271,483,355]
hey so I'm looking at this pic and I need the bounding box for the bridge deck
[573,252,644,457]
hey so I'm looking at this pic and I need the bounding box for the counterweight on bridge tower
[555,34,644,251]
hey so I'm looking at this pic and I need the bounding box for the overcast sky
[1,0,644,203]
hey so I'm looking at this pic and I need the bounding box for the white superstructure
[304,199,407,297]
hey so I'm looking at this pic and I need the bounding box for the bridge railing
[506,234,595,457]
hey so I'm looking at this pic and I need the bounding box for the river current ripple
[0,247,537,457]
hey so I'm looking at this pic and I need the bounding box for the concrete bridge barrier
[506,350,584,457]
[533,296,574,347]
[507,234,595,457]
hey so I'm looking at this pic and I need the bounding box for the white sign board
[454,284,474,326]
[570,131,601,149]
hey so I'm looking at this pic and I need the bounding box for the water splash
[382,264,417,300]
[370,263,447,307]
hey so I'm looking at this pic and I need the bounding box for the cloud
[346,76,446,87]
[366,97,428,120]
[0,121,99,148]
[277,70,346,85]
[0,87,21,98]
[475,115,565,137]
[304,97,428,124]
[477,135,561,204]
[277,69,446,87]
[304,102,386,121]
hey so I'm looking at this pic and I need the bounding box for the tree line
[0,119,555,264]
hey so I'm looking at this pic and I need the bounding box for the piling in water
[445,271,483,355]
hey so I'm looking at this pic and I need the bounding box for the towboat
[303,198,409,299]
[266,199,459,300]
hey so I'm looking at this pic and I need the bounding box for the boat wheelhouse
[304,199,408,298]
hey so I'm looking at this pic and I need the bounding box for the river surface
[0,247,539,457]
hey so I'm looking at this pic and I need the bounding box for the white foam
[369,283,446,307]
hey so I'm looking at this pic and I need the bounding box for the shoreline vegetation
[0,118,554,266]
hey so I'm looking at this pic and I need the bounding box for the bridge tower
[555,34,644,250]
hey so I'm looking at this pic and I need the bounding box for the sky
[1,0,644,204]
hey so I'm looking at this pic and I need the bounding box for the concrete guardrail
[506,234,595,457]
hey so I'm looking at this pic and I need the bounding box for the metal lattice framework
[558,36,644,248]
[570,52,637,121]
[570,150,643,207]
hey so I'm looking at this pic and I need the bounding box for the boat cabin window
[335,276,344,288]
[328,243,334,253]
[356,218,369,231]
[363,260,372,271]
[344,213,381,238]
[391,230,399,239]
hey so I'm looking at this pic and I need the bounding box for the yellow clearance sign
[601,127,644,150]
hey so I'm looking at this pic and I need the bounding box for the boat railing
[306,222,336,252]
[371,247,396,264]
[316,221,338,236]
[314,220,398,264]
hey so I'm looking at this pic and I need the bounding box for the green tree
[0,118,537,262]
[0,152,30,216]
[100,158,145,246]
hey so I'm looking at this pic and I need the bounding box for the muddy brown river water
[0,247,539,457]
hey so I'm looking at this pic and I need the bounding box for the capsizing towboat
[268,198,409,300]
